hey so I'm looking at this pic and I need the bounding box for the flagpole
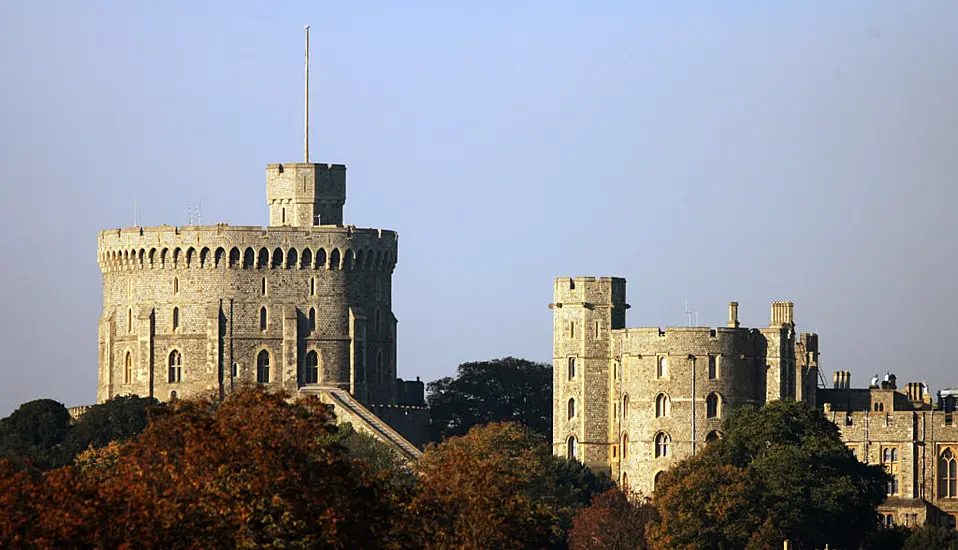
[304,25,310,163]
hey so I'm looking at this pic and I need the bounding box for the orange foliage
[0,387,400,549]
[567,488,654,550]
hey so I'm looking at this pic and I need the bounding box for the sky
[1,2,956,415]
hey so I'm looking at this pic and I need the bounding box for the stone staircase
[306,388,423,461]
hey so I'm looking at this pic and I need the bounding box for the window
[882,447,900,496]
[168,350,182,383]
[653,471,664,492]
[941,448,957,499]
[613,361,619,379]
[706,393,721,419]
[172,307,180,332]
[623,395,629,422]
[849,445,860,460]
[308,308,316,333]
[124,352,133,384]
[281,207,286,224]
[310,277,316,296]
[305,351,319,385]
[846,414,854,426]
[708,355,717,379]
[128,308,133,333]
[260,307,267,331]
[874,402,884,412]
[947,413,954,427]
[231,363,238,377]
[621,472,628,492]
[173,277,179,295]
[655,393,671,418]
[883,514,895,529]
[568,357,576,380]
[657,356,668,378]
[655,432,671,458]
[567,436,577,460]
[594,321,600,338]
[256,350,270,383]
[568,398,576,420]
[170,390,177,400]
[261,277,267,296]
[705,430,723,444]
[621,433,629,459]
[569,321,575,338]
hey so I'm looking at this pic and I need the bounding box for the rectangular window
[708,355,718,379]
[946,413,953,426]
[569,321,575,338]
[594,321,600,338]
[568,357,576,380]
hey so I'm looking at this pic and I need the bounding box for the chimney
[833,371,840,389]
[770,301,794,327]
[728,302,740,328]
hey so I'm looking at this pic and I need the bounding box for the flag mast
[304,25,310,163]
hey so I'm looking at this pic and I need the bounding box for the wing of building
[551,276,957,529]
[96,162,427,460]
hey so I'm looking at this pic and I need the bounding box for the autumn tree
[427,357,552,441]
[567,488,655,550]
[0,387,402,549]
[411,421,609,549]
[647,400,888,550]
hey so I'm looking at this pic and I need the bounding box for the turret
[266,163,346,226]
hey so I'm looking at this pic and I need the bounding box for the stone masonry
[96,161,428,456]
[551,276,958,529]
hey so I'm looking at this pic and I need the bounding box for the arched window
[621,432,629,459]
[621,472,629,492]
[568,357,576,380]
[172,307,180,332]
[308,308,316,332]
[655,432,671,458]
[657,356,668,378]
[260,307,267,331]
[257,350,270,383]
[882,447,900,495]
[305,351,319,385]
[706,393,721,419]
[940,448,957,499]
[568,398,576,420]
[170,390,177,400]
[706,430,723,444]
[567,436,577,460]
[655,393,671,418]
[168,350,182,383]
[310,277,316,296]
[653,471,664,492]
[623,394,629,422]
[124,352,133,384]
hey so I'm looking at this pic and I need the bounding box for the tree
[427,357,552,441]
[0,387,401,548]
[647,400,889,550]
[0,399,72,469]
[63,394,161,460]
[902,525,958,550]
[567,489,655,550]
[411,422,607,549]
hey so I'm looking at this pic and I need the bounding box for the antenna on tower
[197,196,202,226]
[133,195,138,227]
[304,24,310,163]
[685,300,693,327]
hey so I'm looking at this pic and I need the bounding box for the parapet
[551,277,627,308]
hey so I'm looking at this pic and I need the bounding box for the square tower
[266,163,346,226]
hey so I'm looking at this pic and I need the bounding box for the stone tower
[550,277,628,470]
[266,162,346,227]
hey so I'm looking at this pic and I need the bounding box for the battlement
[266,162,346,227]
[551,277,627,307]
[97,223,397,273]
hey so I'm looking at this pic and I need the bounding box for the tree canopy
[427,357,552,441]
[567,488,655,550]
[647,400,889,550]
[0,399,72,469]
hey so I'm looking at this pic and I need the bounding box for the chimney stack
[728,302,740,328]
[770,301,794,327]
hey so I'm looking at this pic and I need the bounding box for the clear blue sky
[1,2,956,415]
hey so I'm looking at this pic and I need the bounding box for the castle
[96,161,428,457]
[551,276,958,530]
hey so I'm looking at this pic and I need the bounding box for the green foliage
[648,400,889,550]
[859,526,910,550]
[64,394,161,459]
[0,399,72,469]
[322,422,416,491]
[902,525,958,550]
[427,357,552,441]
